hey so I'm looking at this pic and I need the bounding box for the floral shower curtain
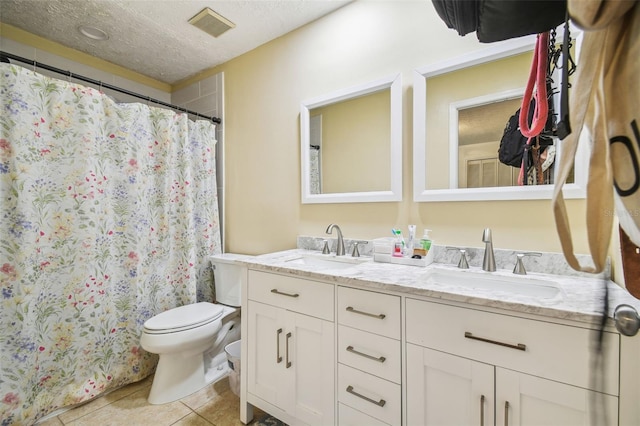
[0,64,221,425]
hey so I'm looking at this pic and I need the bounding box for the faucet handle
[322,239,330,254]
[512,252,542,275]
[446,247,469,269]
[351,241,368,257]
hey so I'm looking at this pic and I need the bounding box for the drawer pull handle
[271,289,300,298]
[346,345,386,363]
[480,395,485,426]
[504,401,510,426]
[346,306,386,319]
[276,328,283,363]
[346,385,386,407]
[464,332,526,351]
[285,332,292,368]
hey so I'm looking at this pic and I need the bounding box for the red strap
[519,32,549,138]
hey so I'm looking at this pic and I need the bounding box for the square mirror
[413,34,587,202]
[300,73,402,203]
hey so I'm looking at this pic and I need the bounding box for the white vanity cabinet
[336,286,402,426]
[406,298,620,426]
[246,270,335,425]
[242,256,638,426]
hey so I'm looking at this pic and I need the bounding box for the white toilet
[140,254,247,404]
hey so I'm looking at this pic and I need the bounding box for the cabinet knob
[614,304,640,336]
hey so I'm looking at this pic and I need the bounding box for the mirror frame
[300,73,402,204]
[412,35,587,202]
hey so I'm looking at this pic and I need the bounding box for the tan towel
[552,0,640,274]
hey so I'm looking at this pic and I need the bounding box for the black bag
[431,0,566,43]
[498,108,529,167]
[498,98,554,168]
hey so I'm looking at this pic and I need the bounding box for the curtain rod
[0,51,222,124]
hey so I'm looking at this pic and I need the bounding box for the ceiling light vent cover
[189,8,235,38]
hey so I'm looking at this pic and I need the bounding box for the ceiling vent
[189,7,235,38]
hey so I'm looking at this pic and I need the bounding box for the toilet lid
[143,302,224,332]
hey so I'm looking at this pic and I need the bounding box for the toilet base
[147,352,224,405]
[144,308,241,404]
[148,352,204,404]
[147,345,233,404]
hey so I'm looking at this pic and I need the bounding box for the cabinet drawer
[338,403,390,426]
[248,270,334,321]
[338,364,401,426]
[338,287,400,339]
[338,325,401,384]
[406,298,620,395]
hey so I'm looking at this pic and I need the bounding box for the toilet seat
[143,302,224,334]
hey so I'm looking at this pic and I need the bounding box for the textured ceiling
[0,0,351,84]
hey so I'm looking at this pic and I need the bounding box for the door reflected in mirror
[458,97,524,188]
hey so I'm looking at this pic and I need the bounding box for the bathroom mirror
[413,34,587,202]
[300,73,402,203]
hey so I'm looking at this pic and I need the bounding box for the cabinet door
[496,368,619,426]
[407,344,494,426]
[247,301,335,425]
[288,311,335,425]
[247,301,291,409]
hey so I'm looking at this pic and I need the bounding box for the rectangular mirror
[301,73,402,203]
[413,34,587,202]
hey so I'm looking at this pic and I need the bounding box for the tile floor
[36,375,266,426]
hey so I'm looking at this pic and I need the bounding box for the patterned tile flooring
[36,375,267,426]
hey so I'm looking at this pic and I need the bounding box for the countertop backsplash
[297,235,610,280]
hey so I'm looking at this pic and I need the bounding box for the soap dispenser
[420,229,435,264]
[420,229,433,254]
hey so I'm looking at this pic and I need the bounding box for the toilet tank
[210,254,250,307]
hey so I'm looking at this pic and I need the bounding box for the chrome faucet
[481,228,496,272]
[326,224,345,256]
[512,252,542,275]
[446,247,469,269]
[351,241,368,257]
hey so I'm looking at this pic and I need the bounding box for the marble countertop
[233,249,640,327]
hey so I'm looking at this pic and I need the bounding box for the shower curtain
[0,64,221,425]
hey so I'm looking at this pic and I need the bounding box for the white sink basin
[423,268,561,299]
[285,253,369,269]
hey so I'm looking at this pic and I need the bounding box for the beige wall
[208,1,596,262]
